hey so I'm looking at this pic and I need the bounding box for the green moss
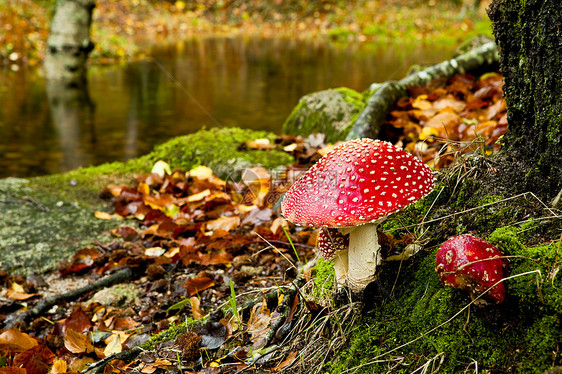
[130,127,294,179]
[282,88,367,143]
[312,258,335,298]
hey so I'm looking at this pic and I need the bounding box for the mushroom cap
[281,138,434,228]
[435,234,506,304]
[317,227,349,260]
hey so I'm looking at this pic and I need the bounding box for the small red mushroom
[281,138,435,291]
[435,234,507,304]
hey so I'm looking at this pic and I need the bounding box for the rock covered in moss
[282,87,366,143]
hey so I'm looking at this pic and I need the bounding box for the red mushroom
[281,138,434,291]
[317,227,350,285]
[435,234,506,304]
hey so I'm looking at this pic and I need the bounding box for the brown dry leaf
[49,358,67,374]
[69,357,95,373]
[411,94,432,110]
[94,211,113,220]
[64,307,92,334]
[103,333,123,356]
[189,296,206,319]
[5,289,37,300]
[199,251,233,266]
[247,138,275,150]
[111,226,140,240]
[0,329,38,352]
[182,277,215,296]
[486,99,507,120]
[432,95,466,113]
[140,364,158,374]
[14,345,55,374]
[186,189,211,202]
[112,317,141,331]
[188,165,213,180]
[270,217,288,235]
[241,167,272,207]
[64,329,93,354]
[424,111,461,134]
[246,302,272,349]
[241,207,273,226]
[274,350,298,372]
[206,216,240,232]
[144,247,166,257]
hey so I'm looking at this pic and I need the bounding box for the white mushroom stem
[333,248,349,288]
[340,219,384,293]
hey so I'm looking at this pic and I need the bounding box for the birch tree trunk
[44,0,95,85]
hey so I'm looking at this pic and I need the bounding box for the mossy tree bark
[44,0,95,85]
[488,0,562,201]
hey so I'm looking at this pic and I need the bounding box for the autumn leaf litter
[0,71,507,373]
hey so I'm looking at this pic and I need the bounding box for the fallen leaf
[188,165,213,180]
[0,329,38,352]
[206,216,240,231]
[189,296,206,319]
[64,329,93,354]
[270,217,288,235]
[151,160,171,177]
[103,333,123,356]
[186,189,211,202]
[6,289,37,300]
[182,277,215,296]
[247,138,275,150]
[145,247,166,257]
[274,350,298,371]
[49,358,67,374]
[64,307,92,334]
[14,345,55,374]
[94,211,113,220]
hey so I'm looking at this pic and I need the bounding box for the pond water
[0,37,457,178]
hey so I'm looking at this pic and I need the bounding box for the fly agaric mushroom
[317,227,350,285]
[435,234,506,304]
[281,138,434,292]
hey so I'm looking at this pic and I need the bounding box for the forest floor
[0,70,513,373]
[1,0,492,68]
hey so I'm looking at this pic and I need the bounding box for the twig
[4,267,133,329]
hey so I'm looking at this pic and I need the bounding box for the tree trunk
[44,0,95,85]
[488,0,562,202]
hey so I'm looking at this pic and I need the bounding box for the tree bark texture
[44,0,95,84]
[346,42,499,141]
[488,0,562,200]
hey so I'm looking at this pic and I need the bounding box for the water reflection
[0,37,457,178]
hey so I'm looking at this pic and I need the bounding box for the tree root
[346,41,499,140]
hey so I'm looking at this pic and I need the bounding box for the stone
[282,87,366,143]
